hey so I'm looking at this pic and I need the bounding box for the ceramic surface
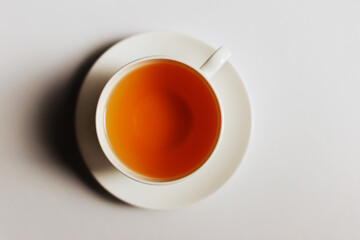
[75,32,251,209]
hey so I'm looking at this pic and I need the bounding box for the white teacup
[95,47,231,185]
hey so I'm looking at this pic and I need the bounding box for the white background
[1,0,360,239]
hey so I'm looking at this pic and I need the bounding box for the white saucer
[75,32,252,209]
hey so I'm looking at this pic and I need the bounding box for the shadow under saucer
[37,38,131,205]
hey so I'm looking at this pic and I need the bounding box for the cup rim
[95,56,223,185]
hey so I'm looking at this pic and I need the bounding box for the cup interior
[96,58,222,184]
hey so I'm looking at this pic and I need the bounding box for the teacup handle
[200,46,231,79]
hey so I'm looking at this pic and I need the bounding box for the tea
[104,59,221,181]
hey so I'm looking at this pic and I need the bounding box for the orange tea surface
[105,60,221,181]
